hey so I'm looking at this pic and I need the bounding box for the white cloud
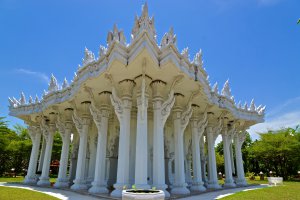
[14,68,49,84]
[248,96,300,140]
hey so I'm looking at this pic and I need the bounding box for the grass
[0,186,60,200]
[221,177,300,200]
[0,176,57,183]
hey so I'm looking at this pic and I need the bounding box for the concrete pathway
[0,182,104,200]
[180,184,268,200]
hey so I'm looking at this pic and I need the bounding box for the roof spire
[250,99,256,111]
[221,79,232,99]
[131,2,156,41]
[62,77,69,89]
[48,74,59,93]
[20,92,26,105]
[212,82,218,93]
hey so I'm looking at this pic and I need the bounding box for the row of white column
[24,77,248,198]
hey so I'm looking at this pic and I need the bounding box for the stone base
[171,186,190,195]
[53,179,70,188]
[152,184,170,198]
[190,184,206,192]
[236,180,248,186]
[88,185,109,194]
[23,176,38,185]
[37,177,50,187]
[134,184,151,189]
[224,183,236,188]
[207,182,222,189]
[111,183,128,198]
[71,180,88,191]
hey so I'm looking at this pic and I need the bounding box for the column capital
[150,79,167,99]
[72,109,91,134]
[119,79,136,98]
[89,103,110,129]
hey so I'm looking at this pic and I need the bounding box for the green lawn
[0,186,60,200]
[221,181,300,200]
[0,176,57,183]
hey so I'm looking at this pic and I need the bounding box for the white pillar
[235,131,247,186]
[170,97,192,195]
[37,114,56,186]
[71,105,91,191]
[206,115,222,189]
[110,80,135,198]
[222,124,236,188]
[37,137,46,172]
[88,100,110,194]
[87,127,97,184]
[151,80,176,198]
[24,125,42,185]
[200,134,208,185]
[54,110,73,188]
[230,142,235,175]
[134,76,150,189]
[190,110,207,192]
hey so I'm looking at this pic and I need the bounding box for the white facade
[9,3,264,198]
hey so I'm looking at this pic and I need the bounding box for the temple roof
[8,3,265,126]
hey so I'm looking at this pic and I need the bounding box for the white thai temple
[8,3,265,198]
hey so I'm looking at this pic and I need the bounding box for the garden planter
[122,189,165,200]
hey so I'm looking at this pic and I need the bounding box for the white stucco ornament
[161,27,176,48]
[221,80,232,99]
[107,24,126,47]
[48,74,59,93]
[20,92,26,105]
[82,47,95,66]
[131,2,156,41]
[62,78,69,89]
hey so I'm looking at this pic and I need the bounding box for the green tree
[250,127,300,180]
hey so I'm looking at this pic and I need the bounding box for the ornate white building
[9,3,264,198]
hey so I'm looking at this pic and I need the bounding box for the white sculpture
[161,27,176,47]
[20,92,26,105]
[212,82,218,93]
[221,80,232,99]
[250,99,256,112]
[107,24,126,47]
[181,47,189,60]
[82,47,95,66]
[131,2,156,41]
[62,78,69,89]
[48,74,59,93]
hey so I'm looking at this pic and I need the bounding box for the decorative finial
[48,74,59,93]
[193,49,203,68]
[62,77,69,89]
[221,79,232,99]
[237,101,242,109]
[35,95,39,103]
[258,105,266,115]
[98,45,107,59]
[181,47,189,60]
[243,102,248,110]
[212,82,218,93]
[161,27,176,48]
[20,92,26,105]
[8,97,15,107]
[131,2,156,41]
[107,24,126,47]
[250,99,256,111]
[82,47,95,66]
[29,96,33,104]
[12,97,20,106]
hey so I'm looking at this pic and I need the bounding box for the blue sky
[0,0,299,140]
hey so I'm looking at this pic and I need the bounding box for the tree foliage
[0,117,62,176]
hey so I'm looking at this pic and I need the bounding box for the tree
[250,127,300,180]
